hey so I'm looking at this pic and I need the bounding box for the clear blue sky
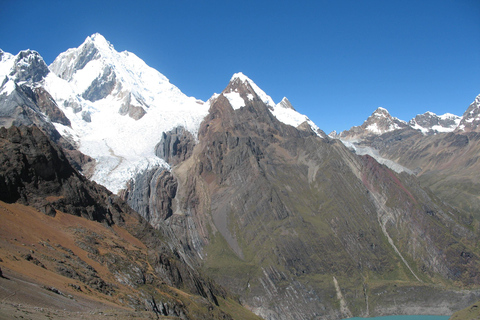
[1,0,479,133]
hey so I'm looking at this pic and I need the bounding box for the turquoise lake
[344,316,450,320]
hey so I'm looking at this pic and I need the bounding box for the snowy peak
[0,50,16,81]
[339,107,407,139]
[47,32,188,114]
[86,33,113,51]
[409,111,461,134]
[456,94,480,132]
[363,107,407,134]
[42,33,209,193]
[219,73,323,137]
[223,72,276,109]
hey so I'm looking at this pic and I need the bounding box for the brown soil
[0,201,166,319]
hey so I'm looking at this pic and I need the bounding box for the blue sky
[1,0,479,133]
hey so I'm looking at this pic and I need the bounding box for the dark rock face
[155,126,196,166]
[12,84,71,127]
[32,87,71,126]
[121,167,178,227]
[0,125,115,224]
[81,66,116,102]
[118,93,147,120]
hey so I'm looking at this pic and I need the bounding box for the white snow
[439,113,458,120]
[0,79,16,95]
[226,73,322,137]
[4,35,327,193]
[373,108,388,117]
[224,92,245,110]
[409,121,429,134]
[0,51,16,86]
[408,112,461,134]
[71,59,103,93]
[366,123,382,134]
[271,100,321,135]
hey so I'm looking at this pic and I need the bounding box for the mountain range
[1,33,479,320]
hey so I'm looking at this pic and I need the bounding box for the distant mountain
[409,111,461,134]
[337,94,480,225]
[339,107,465,142]
[1,34,480,320]
[339,107,409,139]
[340,96,480,141]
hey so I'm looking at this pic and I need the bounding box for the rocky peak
[50,34,112,81]
[340,107,408,139]
[8,50,49,83]
[456,94,480,132]
[364,107,407,133]
[277,97,295,110]
[222,72,276,108]
[328,130,338,138]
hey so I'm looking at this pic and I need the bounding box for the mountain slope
[123,77,480,320]
[0,125,261,320]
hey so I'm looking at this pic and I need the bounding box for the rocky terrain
[0,125,261,320]
[122,76,480,319]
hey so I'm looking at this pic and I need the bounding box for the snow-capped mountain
[0,33,325,193]
[219,72,323,136]
[40,33,209,193]
[339,103,477,141]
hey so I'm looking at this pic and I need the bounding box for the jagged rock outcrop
[0,49,95,177]
[0,125,117,224]
[9,50,50,83]
[155,126,196,166]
